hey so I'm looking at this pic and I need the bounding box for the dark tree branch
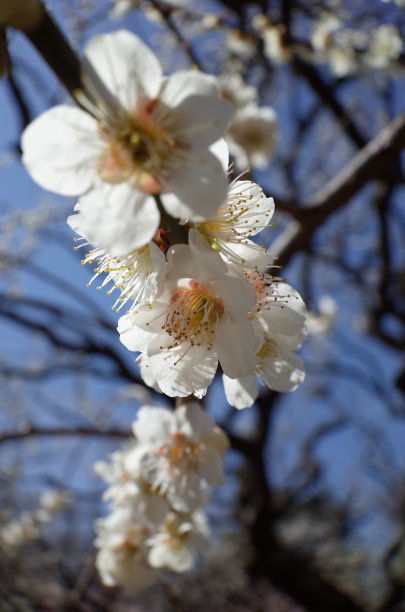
[273,111,405,267]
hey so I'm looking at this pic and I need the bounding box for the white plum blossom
[95,447,170,523]
[118,239,261,398]
[223,328,306,408]
[131,403,229,512]
[71,212,167,312]
[262,24,292,63]
[223,276,307,408]
[218,72,258,114]
[0,490,71,552]
[226,105,278,169]
[252,14,291,63]
[147,510,210,572]
[22,30,231,256]
[364,25,403,69]
[311,14,341,52]
[226,28,257,61]
[95,448,139,504]
[327,45,358,77]
[310,15,359,77]
[94,402,229,582]
[217,71,278,171]
[190,176,274,271]
[95,505,155,588]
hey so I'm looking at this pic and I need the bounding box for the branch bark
[273,111,405,267]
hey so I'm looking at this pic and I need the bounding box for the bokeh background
[0,1,405,610]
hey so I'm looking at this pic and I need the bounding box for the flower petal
[84,30,163,112]
[222,374,258,409]
[118,312,156,353]
[162,149,228,221]
[168,94,232,146]
[176,403,215,442]
[197,445,226,487]
[261,346,306,392]
[215,313,259,379]
[258,283,307,337]
[21,106,100,196]
[147,339,218,398]
[133,406,175,445]
[160,71,220,107]
[75,184,160,256]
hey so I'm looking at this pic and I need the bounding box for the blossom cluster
[21,29,307,407]
[94,402,229,584]
[310,17,403,76]
[0,490,70,553]
[252,10,403,77]
[21,28,307,588]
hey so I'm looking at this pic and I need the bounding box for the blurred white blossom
[226,105,278,169]
[364,25,403,69]
[95,402,228,583]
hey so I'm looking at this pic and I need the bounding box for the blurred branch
[242,416,364,612]
[291,57,367,149]
[0,426,130,445]
[6,58,30,134]
[149,0,201,67]
[0,294,137,383]
[273,111,405,267]
[24,3,82,100]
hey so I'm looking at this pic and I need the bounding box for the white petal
[188,228,228,273]
[147,339,218,398]
[215,313,259,379]
[223,374,258,409]
[133,406,175,445]
[121,299,168,336]
[84,30,162,112]
[162,149,228,221]
[118,313,156,353]
[139,355,162,393]
[197,445,226,487]
[76,184,160,256]
[168,472,208,512]
[229,181,275,236]
[160,71,220,107]
[176,403,215,443]
[21,106,100,196]
[148,539,194,572]
[261,349,305,392]
[258,284,307,337]
[227,240,273,271]
[168,94,232,146]
[210,138,230,171]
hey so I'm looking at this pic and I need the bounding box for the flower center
[163,280,225,348]
[196,180,272,266]
[139,433,202,496]
[159,432,201,473]
[96,100,175,194]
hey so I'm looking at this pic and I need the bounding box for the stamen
[162,280,224,350]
